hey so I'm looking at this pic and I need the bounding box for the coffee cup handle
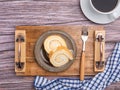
[110,12,119,20]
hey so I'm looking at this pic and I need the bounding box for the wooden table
[0,0,120,90]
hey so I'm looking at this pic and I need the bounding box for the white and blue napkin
[34,43,120,90]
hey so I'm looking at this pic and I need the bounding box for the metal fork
[80,27,88,80]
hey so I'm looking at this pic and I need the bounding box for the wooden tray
[15,26,105,76]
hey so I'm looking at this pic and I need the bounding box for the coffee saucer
[80,0,120,24]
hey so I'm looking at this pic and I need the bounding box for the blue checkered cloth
[34,43,120,90]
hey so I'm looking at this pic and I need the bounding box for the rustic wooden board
[15,26,104,76]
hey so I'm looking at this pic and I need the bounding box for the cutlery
[80,27,88,80]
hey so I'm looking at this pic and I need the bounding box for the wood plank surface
[0,0,120,90]
[15,26,104,76]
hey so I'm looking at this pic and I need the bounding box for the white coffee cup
[90,0,120,19]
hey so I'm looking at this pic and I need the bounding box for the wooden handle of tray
[80,51,85,81]
[15,30,26,73]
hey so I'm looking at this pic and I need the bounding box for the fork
[80,27,88,80]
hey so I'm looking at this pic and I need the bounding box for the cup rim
[90,0,119,14]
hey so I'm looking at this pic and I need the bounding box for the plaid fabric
[34,43,120,90]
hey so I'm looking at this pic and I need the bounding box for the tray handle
[94,31,105,72]
[15,30,26,73]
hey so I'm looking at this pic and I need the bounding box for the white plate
[80,0,120,24]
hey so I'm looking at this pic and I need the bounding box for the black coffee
[91,0,118,12]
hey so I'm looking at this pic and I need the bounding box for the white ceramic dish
[80,0,120,24]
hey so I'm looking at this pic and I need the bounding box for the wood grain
[94,30,105,72]
[0,0,120,90]
[15,26,104,76]
[15,30,26,72]
[80,51,85,80]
